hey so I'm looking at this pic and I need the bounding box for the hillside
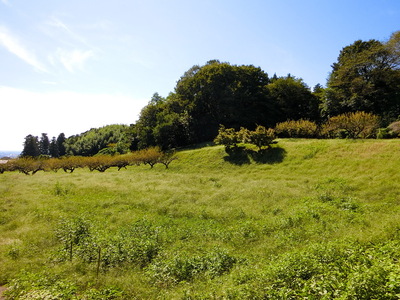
[1,139,400,299]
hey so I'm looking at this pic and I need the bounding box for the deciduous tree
[267,75,320,122]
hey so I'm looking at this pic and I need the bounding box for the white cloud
[0,26,47,72]
[0,86,147,151]
[54,48,94,72]
[1,0,10,6]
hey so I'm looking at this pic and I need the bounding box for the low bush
[388,121,400,137]
[245,126,276,151]
[54,218,162,270]
[148,249,237,286]
[376,128,395,139]
[275,119,319,138]
[213,125,242,151]
[321,111,379,139]
[226,241,400,299]
[214,125,277,152]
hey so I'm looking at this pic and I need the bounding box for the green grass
[1,139,400,299]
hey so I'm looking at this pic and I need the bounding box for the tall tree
[56,133,66,156]
[173,60,276,143]
[323,32,400,123]
[21,134,40,157]
[39,133,50,156]
[49,137,60,157]
[135,93,166,149]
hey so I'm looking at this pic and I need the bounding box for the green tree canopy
[64,125,132,156]
[267,75,320,122]
[174,60,276,143]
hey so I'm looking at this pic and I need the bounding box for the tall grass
[1,139,400,298]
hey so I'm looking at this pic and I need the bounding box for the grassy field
[1,139,400,299]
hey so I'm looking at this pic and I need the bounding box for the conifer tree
[56,133,66,156]
[49,137,60,157]
[39,133,50,156]
[21,134,40,157]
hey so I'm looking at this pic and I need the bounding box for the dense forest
[21,31,400,156]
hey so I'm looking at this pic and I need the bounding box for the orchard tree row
[0,147,177,175]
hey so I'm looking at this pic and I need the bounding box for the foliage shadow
[224,146,286,165]
[223,146,251,165]
[249,146,287,164]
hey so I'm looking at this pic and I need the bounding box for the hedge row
[275,111,399,139]
[0,147,177,175]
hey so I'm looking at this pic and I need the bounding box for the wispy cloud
[0,26,47,72]
[54,48,94,73]
[43,17,99,73]
[1,0,10,6]
[46,16,92,47]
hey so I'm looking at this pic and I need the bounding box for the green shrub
[148,249,237,285]
[275,119,319,138]
[214,125,277,152]
[376,128,395,139]
[214,125,241,151]
[54,219,161,270]
[388,121,400,137]
[245,126,276,151]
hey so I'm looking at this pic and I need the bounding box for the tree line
[21,125,134,158]
[133,31,399,150]
[21,133,66,157]
[20,31,400,156]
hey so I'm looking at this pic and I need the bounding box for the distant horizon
[0,150,21,155]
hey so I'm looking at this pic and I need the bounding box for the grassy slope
[0,139,400,298]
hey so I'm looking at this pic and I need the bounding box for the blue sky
[0,0,399,151]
